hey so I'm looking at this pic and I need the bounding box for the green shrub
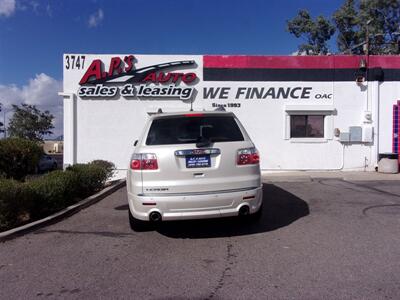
[67,164,108,198]
[0,160,114,232]
[28,170,79,219]
[0,179,28,231]
[90,160,115,180]
[0,138,43,180]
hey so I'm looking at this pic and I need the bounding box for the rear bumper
[127,186,263,221]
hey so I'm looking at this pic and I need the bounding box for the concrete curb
[0,179,126,243]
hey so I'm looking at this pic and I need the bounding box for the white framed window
[290,115,325,138]
[284,105,335,142]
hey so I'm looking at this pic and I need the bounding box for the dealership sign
[74,55,333,103]
[78,56,197,100]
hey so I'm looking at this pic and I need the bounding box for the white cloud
[0,0,16,17]
[45,3,52,17]
[88,8,103,28]
[291,50,310,56]
[31,1,38,12]
[0,73,63,138]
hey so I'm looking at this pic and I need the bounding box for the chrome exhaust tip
[238,205,250,216]
[149,211,162,222]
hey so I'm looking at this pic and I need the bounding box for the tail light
[237,148,260,165]
[130,153,158,170]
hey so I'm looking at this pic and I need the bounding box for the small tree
[287,10,335,55]
[8,104,54,142]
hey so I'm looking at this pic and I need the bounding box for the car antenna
[157,108,163,114]
[214,106,226,111]
[190,100,193,111]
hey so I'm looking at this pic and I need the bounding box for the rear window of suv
[146,115,245,145]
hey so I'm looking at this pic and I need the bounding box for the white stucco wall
[62,54,400,178]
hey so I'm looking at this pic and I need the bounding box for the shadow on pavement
[156,183,310,239]
[114,204,129,211]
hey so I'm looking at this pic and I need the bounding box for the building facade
[61,54,400,178]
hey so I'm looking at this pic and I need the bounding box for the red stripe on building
[203,55,400,69]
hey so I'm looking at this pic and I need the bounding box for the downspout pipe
[58,92,77,168]
[370,68,382,168]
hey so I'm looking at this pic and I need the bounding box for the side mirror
[134,140,138,146]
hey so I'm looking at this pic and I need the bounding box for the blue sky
[0,0,342,136]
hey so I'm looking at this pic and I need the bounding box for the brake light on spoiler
[237,148,260,165]
[130,153,158,170]
[184,113,204,117]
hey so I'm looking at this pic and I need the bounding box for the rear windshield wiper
[196,136,212,148]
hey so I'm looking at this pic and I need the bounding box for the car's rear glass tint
[146,115,244,145]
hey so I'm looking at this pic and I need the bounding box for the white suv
[126,110,262,230]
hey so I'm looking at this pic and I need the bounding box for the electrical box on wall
[339,132,350,142]
[362,125,373,142]
[349,126,362,142]
[339,126,373,143]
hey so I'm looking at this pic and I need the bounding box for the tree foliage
[334,0,400,54]
[333,0,364,54]
[287,10,335,55]
[0,138,43,180]
[8,104,54,142]
[288,0,400,55]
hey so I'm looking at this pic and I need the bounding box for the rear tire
[129,210,152,232]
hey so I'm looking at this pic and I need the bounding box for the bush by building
[0,160,114,232]
[90,160,116,180]
[67,162,109,198]
[27,170,79,219]
[0,178,29,231]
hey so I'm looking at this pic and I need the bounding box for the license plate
[186,155,211,168]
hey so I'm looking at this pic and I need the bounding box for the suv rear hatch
[137,113,260,195]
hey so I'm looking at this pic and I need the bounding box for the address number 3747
[65,55,86,70]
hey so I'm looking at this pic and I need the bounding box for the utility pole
[366,22,370,55]
[365,19,372,55]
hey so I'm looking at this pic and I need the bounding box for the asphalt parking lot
[1,177,400,299]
